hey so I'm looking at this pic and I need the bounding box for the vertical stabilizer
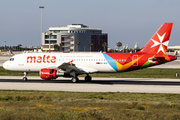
[138,23,173,56]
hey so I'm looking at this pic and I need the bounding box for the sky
[0,0,180,49]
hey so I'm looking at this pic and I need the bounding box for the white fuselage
[3,52,116,73]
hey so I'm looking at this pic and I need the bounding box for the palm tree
[102,42,107,52]
[76,41,80,52]
[17,44,22,51]
[116,42,122,52]
[88,42,93,52]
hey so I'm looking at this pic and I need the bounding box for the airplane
[3,23,176,83]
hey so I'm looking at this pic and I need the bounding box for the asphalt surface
[0,76,180,85]
[1,76,180,93]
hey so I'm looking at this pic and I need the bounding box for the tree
[88,42,93,52]
[102,42,107,52]
[116,42,122,52]
[76,41,80,52]
[17,44,22,51]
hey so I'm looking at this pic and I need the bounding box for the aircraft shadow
[0,78,180,86]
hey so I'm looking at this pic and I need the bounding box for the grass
[1,67,180,78]
[0,90,180,119]
[1,67,180,119]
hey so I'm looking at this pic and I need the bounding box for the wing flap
[76,66,98,73]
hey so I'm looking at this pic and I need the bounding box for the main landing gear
[71,77,79,83]
[85,74,92,82]
[23,72,28,81]
[71,74,92,83]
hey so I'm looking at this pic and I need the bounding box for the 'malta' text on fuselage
[27,55,56,63]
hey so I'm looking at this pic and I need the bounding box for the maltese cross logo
[151,32,169,54]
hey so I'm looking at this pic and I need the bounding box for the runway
[1,76,180,93]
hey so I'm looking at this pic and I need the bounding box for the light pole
[39,6,44,49]
[48,32,52,53]
[4,41,6,51]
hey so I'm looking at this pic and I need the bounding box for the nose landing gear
[23,72,28,81]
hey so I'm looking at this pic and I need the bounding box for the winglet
[68,60,74,66]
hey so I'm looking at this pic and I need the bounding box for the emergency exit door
[132,55,138,66]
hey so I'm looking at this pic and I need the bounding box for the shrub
[137,105,145,110]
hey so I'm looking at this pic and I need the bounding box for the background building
[41,24,108,52]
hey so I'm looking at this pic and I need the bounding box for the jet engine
[40,68,73,80]
[40,68,57,80]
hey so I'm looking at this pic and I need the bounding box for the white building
[41,24,108,52]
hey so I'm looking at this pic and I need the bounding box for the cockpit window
[9,58,14,61]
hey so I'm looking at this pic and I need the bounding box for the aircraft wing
[58,63,82,73]
[57,62,98,74]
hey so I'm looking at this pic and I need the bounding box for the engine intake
[40,68,57,80]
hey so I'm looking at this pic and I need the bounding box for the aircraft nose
[3,61,8,70]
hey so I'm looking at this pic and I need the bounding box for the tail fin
[138,23,173,56]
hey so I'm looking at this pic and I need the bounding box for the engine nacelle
[63,73,72,77]
[40,68,57,80]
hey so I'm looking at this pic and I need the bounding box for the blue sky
[0,0,180,48]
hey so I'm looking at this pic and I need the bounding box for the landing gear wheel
[71,77,79,83]
[23,77,27,81]
[23,72,28,81]
[85,76,92,82]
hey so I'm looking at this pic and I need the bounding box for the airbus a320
[3,23,176,82]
